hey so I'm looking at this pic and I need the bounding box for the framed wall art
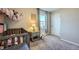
[0,23,4,33]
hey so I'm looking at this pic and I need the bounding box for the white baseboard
[60,39,79,47]
[50,34,79,47]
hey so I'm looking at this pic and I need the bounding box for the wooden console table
[29,32,40,42]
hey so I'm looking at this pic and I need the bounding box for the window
[39,10,48,34]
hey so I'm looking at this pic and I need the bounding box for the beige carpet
[30,35,79,50]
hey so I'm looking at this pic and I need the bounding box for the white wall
[51,8,79,44]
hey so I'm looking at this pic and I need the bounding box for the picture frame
[0,23,4,33]
[31,14,36,21]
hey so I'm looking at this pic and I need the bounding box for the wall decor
[0,23,4,33]
[0,8,22,21]
[31,14,36,21]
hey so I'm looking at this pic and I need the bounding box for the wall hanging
[0,8,22,21]
[0,23,4,33]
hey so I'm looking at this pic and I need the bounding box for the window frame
[38,9,48,34]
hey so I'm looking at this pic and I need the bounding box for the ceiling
[40,8,59,12]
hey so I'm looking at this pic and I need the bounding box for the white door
[51,13,61,36]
